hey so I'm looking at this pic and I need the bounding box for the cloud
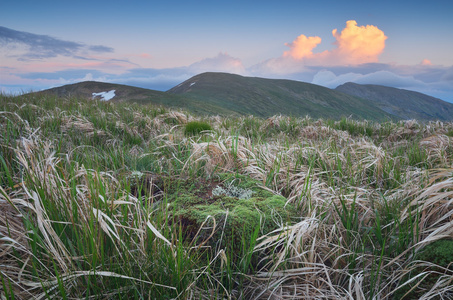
[2,53,248,93]
[283,35,322,60]
[87,45,114,53]
[189,52,246,74]
[0,26,113,60]
[114,53,246,90]
[2,23,451,103]
[421,59,433,66]
[18,69,110,81]
[253,20,388,75]
[331,20,387,64]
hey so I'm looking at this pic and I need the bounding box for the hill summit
[335,82,453,121]
[168,72,393,121]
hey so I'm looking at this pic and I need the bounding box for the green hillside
[336,82,453,121]
[168,72,394,121]
[38,81,232,115]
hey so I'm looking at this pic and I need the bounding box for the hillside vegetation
[169,72,394,121]
[39,73,400,121]
[38,73,453,122]
[336,82,453,121]
[38,81,229,115]
[1,93,453,299]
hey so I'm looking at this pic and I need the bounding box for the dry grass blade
[146,220,173,248]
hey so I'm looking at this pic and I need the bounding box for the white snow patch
[92,90,116,101]
[189,82,196,87]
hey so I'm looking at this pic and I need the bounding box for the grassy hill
[38,73,452,122]
[38,74,396,121]
[38,81,233,115]
[168,72,395,121]
[335,82,453,121]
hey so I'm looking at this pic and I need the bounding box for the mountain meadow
[1,75,453,299]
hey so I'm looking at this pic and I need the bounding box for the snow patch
[190,82,196,87]
[92,90,116,101]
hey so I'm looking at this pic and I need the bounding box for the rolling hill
[168,72,394,121]
[36,80,237,115]
[35,72,453,121]
[335,82,453,121]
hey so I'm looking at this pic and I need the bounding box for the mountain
[38,81,184,106]
[335,82,453,121]
[168,72,394,121]
[36,81,233,115]
[38,73,452,122]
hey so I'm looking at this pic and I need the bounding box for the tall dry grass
[1,94,453,299]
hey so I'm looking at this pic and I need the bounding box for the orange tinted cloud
[283,35,322,60]
[282,20,387,65]
[332,20,387,64]
[421,59,432,66]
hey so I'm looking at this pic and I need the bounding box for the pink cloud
[421,59,433,66]
[283,35,322,60]
[331,20,387,64]
[281,20,387,66]
[253,20,388,75]
[139,53,152,59]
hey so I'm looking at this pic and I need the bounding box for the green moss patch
[164,173,297,253]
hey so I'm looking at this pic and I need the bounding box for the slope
[168,72,394,121]
[335,82,453,121]
[37,81,232,115]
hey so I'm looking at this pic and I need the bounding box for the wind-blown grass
[1,93,453,299]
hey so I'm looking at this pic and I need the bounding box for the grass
[1,93,453,299]
[184,120,212,136]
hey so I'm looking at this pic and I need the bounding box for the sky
[1,0,453,103]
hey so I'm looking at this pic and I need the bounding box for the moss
[417,239,453,268]
[162,173,297,258]
[171,194,293,252]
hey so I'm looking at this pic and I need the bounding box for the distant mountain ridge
[335,82,453,121]
[167,73,393,121]
[36,81,225,115]
[36,72,453,121]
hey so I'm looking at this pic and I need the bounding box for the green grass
[1,93,453,299]
[184,120,212,136]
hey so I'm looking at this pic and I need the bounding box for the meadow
[1,93,453,299]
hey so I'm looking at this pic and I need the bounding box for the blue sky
[1,0,453,102]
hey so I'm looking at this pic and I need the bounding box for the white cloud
[188,52,246,74]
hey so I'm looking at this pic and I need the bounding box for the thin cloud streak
[0,26,113,61]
